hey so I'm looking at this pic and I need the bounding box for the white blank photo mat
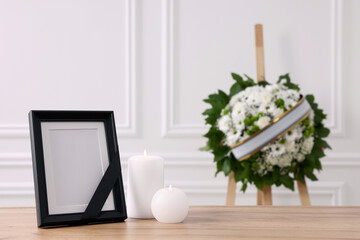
[41,122,115,215]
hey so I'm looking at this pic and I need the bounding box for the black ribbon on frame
[81,152,121,220]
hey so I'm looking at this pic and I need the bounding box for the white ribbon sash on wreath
[231,97,312,161]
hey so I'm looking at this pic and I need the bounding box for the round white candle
[127,150,164,219]
[151,185,189,223]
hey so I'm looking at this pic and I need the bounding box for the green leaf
[222,157,231,175]
[280,174,294,190]
[318,127,330,138]
[312,147,325,158]
[253,174,263,190]
[314,158,322,170]
[215,161,223,176]
[314,138,331,150]
[258,81,269,87]
[199,145,211,151]
[214,147,230,162]
[305,94,315,104]
[240,182,248,192]
[231,72,244,82]
[230,83,242,97]
[278,74,299,91]
[214,154,225,162]
[202,108,213,116]
[305,171,318,181]
[272,167,280,182]
[204,115,218,125]
[218,89,229,102]
[237,161,250,180]
[263,173,274,186]
[296,170,305,184]
[204,94,226,112]
[244,74,254,81]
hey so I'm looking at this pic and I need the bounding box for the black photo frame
[29,110,127,228]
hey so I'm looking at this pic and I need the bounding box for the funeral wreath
[201,73,331,192]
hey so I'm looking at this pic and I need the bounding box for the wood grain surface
[1,206,360,239]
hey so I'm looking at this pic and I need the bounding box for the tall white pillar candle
[127,150,164,218]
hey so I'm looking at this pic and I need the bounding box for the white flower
[229,93,241,107]
[309,111,314,126]
[265,84,280,93]
[245,90,261,105]
[287,89,300,100]
[233,101,247,113]
[231,102,247,124]
[269,143,286,156]
[257,164,267,175]
[225,131,241,147]
[239,132,250,142]
[285,126,302,142]
[259,92,272,104]
[261,145,271,152]
[217,115,232,133]
[262,103,275,114]
[266,156,278,165]
[296,153,305,162]
[301,137,314,154]
[284,98,297,109]
[234,121,245,133]
[256,116,271,129]
[278,154,292,168]
[273,108,284,118]
[285,140,296,153]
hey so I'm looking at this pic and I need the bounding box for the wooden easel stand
[226,24,311,206]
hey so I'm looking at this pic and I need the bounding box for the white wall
[0,0,359,206]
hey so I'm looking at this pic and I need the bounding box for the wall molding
[165,181,344,206]
[119,151,360,168]
[0,151,351,206]
[0,182,34,196]
[0,0,137,138]
[328,0,343,136]
[0,181,343,206]
[161,0,205,137]
[121,0,137,137]
[2,151,360,168]
[0,153,32,167]
[161,0,343,137]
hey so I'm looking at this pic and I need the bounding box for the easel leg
[263,185,272,205]
[257,185,272,205]
[257,189,264,205]
[255,24,265,82]
[226,171,236,206]
[297,180,311,206]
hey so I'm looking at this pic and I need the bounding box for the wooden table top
[1,206,360,239]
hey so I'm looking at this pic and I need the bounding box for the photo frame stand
[226,24,311,207]
[29,111,127,227]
